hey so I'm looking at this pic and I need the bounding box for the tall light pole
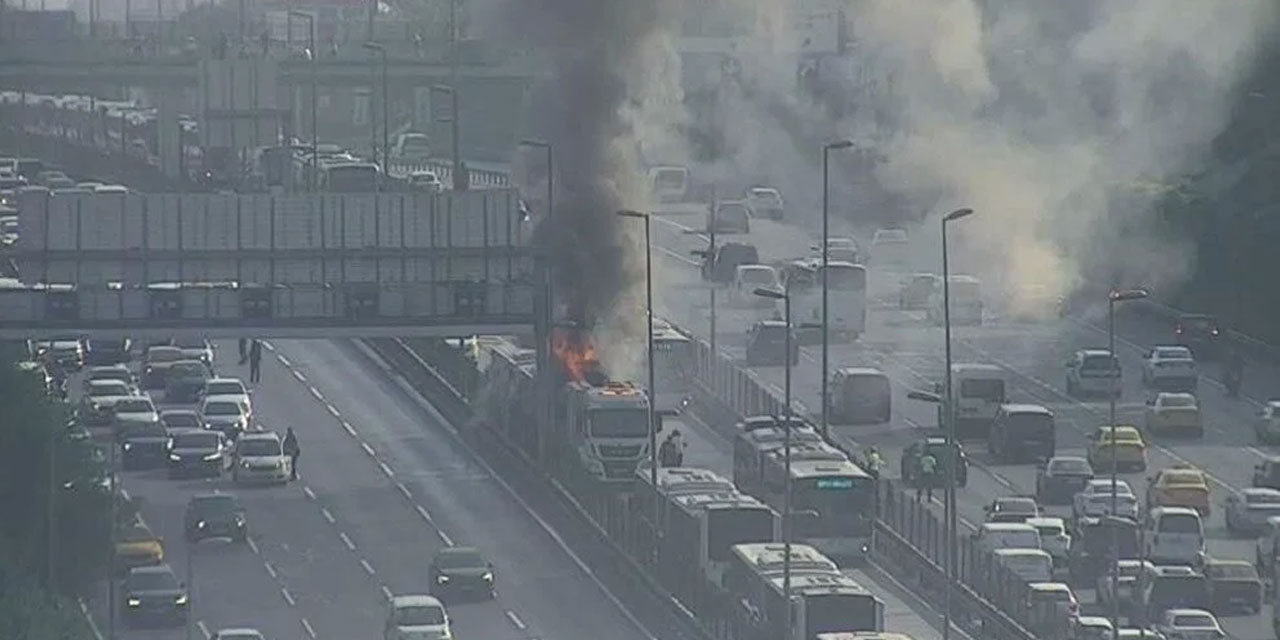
[362,41,389,182]
[1107,287,1147,640]
[820,139,854,441]
[754,285,793,637]
[447,0,461,190]
[288,10,317,192]
[940,206,974,640]
[617,210,656,495]
[107,441,118,640]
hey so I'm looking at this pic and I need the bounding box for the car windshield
[175,338,208,349]
[120,524,155,542]
[436,549,485,569]
[1034,523,1063,537]
[1049,458,1091,474]
[89,381,130,396]
[193,496,237,515]
[170,362,208,377]
[148,348,182,363]
[749,189,780,205]
[125,422,167,438]
[654,169,685,190]
[163,413,201,428]
[238,439,281,456]
[1082,354,1120,371]
[1089,480,1132,495]
[203,402,241,416]
[1171,614,1215,628]
[874,229,908,243]
[1155,347,1192,359]
[740,268,775,285]
[206,381,245,395]
[716,203,748,222]
[116,399,153,413]
[755,325,789,343]
[1165,471,1205,486]
[395,605,445,626]
[1160,395,1196,408]
[1158,513,1201,533]
[128,570,178,591]
[1210,563,1258,580]
[960,378,1005,399]
[997,499,1036,513]
[173,432,219,448]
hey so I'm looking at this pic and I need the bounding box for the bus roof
[732,543,838,575]
[835,367,887,377]
[789,458,870,480]
[768,572,872,596]
[741,426,824,449]
[671,491,774,518]
[951,363,1003,375]
[640,467,734,495]
[767,442,847,464]
[817,633,917,640]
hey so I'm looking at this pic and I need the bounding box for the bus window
[793,473,874,538]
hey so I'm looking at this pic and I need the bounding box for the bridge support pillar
[156,87,184,180]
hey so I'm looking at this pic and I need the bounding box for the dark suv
[1174,313,1222,359]
[901,436,969,487]
[745,320,799,366]
[183,493,248,542]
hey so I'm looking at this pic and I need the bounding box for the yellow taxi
[1145,465,1211,516]
[1086,425,1148,472]
[115,517,164,572]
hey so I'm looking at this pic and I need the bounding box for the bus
[732,418,825,495]
[652,323,694,414]
[779,260,868,341]
[320,161,380,192]
[762,455,876,562]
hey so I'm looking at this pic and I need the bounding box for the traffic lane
[269,338,656,640]
[238,339,524,640]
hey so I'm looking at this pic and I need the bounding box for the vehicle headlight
[196,520,206,529]
[273,460,283,469]
[482,572,493,582]
[202,452,221,461]
[127,597,141,607]
[241,461,252,469]
[122,443,133,451]
[169,453,181,462]
[437,575,450,584]
[174,594,188,605]
[234,515,245,526]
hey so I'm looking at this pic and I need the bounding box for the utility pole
[448,0,462,190]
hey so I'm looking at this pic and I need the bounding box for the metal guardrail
[387,160,510,190]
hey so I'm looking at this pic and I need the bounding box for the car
[1073,478,1139,520]
[1086,425,1147,472]
[1069,616,1114,640]
[869,228,909,266]
[817,237,859,263]
[1173,314,1222,359]
[901,436,969,488]
[743,186,783,220]
[699,242,759,283]
[1252,456,1280,490]
[899,273,940,309]
[1254,516,1280,577]
[203,377,250,404]
[232,431,291,485]
[1144,392,1203,438]
[121,420,171,470]
[1253,401,1280,444]
[121,565,188,627]
[83,364,137,392]
[212,629,266,640]
[706,200,751,234]
[1025,516,1071,566]
[200,397,250,439]
[173,337,214,365]
[984,496,1040,523]
[988,403,1055,462]
[731,265,779,307]
[1023,582,1079,632]
[167,429,230,478]
[1097,559,1144,610]
[184,492,248,542]
[1066,349,1122,397]
[84,338,132,365]
[114,517,164,573]
[408,170,444,193]
[384,594,452,640]
[1153,608,1225,640]
[160,409,203,430]
[1224,487,1280,535]
[1068,516,1141,586]
[1147,466,1211,516]
[164,359,213,404]
[429,546,496,600]
[113,396,160,433]
[1035,455,1094,504]
[142,345,185,389]
[744,320,799,366]
[1115,629,1167,640]
[80,379,135,426]
[1141,345,1198,391]
[1203,558,1262,615]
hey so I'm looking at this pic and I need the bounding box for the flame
[552,327,601,384]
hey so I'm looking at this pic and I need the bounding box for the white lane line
[78,598,104,640]
[414,504,454,546]
[246,536,260,554]
[120,488,131,502]
[321,508,336,524]
[505,610,528,630]
[361,558,377,575]
[342,421,357,437]
[293,370,307,383]
[197,620,211,640]
[397,482,412,500]
[303,486,316,500]
[656,245,699,266]
[264,561,278,579]
[339,532,356,550]
[326,404,341,417]
[361,442,376,457]
[301,618,317,639]
[281,587,296,606]
[310,387,324,401]
[263,340,276,351]
[379,461,395,477]
[277,355,291,367]
[381,584,394,600]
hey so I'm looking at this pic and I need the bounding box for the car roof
[1000,403,1052,415]
[213,629,264,639]
[435,546,483,559]
[1151,506,1201,517]
[980,522,1036,531]
[239,431,279,442]
[836,366,885,376]
[1027,582,1071,592]
[1079,348,1114,356]
[1165,607,1214,617]
[1025,516,1065,527]
[206,377,245,385]
[1075,616,1113,627]
[1152,345,1193,356]
[162,408,200,416]
[1155,392,1196,402]
[1049,455,1089,465]
[88,378,128,387]
[993,548,1050,558]
[995,496,1037,507]
[391,594,444,608]
[755,320,789,328]
[129,565,174,577]
[1242,487,1280,498]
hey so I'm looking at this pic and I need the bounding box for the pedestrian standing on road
[917,451,938,502]
[248,339,263,383]
[658,433,679,468]
[283,427,300,480]
[238,337,248,364]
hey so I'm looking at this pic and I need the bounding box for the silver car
[232,432,290,485]
[1224,487,1280,535]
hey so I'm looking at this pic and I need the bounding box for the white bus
[779,260,868,341]
[320,161,380,192]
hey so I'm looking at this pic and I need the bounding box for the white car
[1142,345,1198,391]
[212,629,265,640]
[1074,479,1139,520]
[731,265,779,307]
[870,228,909,266]
[80,379,135,425]
[203,378,251,407]
[1153,608,1225,640]
[232,432,291,485]
[1225,488,1280,535]
[818,237,859,263]
[384,594,451,640]
[1066,349,1121,397]
[1096,559,1143,609]
[1025,516,1071,565]
[112,396,160,428]
[1254,400,1280,444]
[984,496,1039,523]
[1144,392,1203,437]
[408,170,444,193]
[83,364,137,392]
[744,186,783,220]
[1070,616,1115,640]
[173,337,214,365]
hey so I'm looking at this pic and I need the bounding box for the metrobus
[652,323,694,413]
[319,161,380,192]
[779,260,868,341]
[761,453,876,562]
[732,418,825,495]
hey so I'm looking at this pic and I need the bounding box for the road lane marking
[342,421,357,437]
[301,618,317,639]
[197,620,211,640]
[414,504,454,546]
[505,610,528,630]
[380,462,395,477]
[339,532,356,551]
[361,558,376,575]
[361,442,376,457]
[264,561,278,579]
[77,598,104,640]
[120,488,130,502]
[281,587,296,606]
[326,403,341,417]
[310,387,324,401]
[381,584,394,600]
[277,355,291,367]
[397,482,412,500]
[246,536,259,554]
[303,486,316,500]
[321,508,336,524]
[293,370,307,383]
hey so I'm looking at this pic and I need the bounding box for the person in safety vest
[917,451,938,502]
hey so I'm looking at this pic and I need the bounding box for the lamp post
[362,42,389,181]
[1107,287,1147,640]
[288,10,317,192]
[820,139,854,441]
[107,441,118,640]
[617,210,656,494]
[940,206,974,640]
[753,285,794,637]
[447,0,461,190]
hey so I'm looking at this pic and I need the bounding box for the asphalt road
[648,209,1277,640]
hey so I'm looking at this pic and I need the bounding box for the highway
[647,209,1277,640]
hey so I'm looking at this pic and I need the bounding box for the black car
[699,242,760,283]
[160,409,203,431]
[121,421,171,470]
[1174,313,1222,359]
[745,320,799,367]
[84,338,132,365]
[167,429,229,478]
[1035,456,1095,504]
[164,360,212,404]
[900,436,968,487]
[121,565,188,627]
[1204,558,1262,615]
[429,546,495,601]
[184,493,248,542]
[1068,515,1140,586]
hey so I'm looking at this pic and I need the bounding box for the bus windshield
[806,593,880,636]
[824,265,867,291]
[793,475,874,536]
[589,409,650,438]
[324,164,379,192]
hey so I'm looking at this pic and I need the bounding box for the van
[993,548,1054,582]
[989,403,1055,462]
[827,367,891,425]
[1066,349,1122,398]
[972,522,1041,554]
[927,275,983,326]
[1144,507,1205,566]
[942,364,1006,438]
[1133,563,1209,627]
[649,165,688,203]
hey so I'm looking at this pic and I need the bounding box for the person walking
[865,446,884,479]
[658,432,679,468]
[238,338,248,364]
[282,427,300,481]
[917,450,938,502]
[248,339,262,383]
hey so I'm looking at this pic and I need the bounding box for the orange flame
[552,327,601,384]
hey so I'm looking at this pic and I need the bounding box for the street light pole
[820,139,854,441]
[289,11,317,192]
[940,206,974,640]
[107,440,118,640]
[362,42,389,181]
[1107,288,1147,640]
[618,211,656,494]
[754,285,792,635]
[448,0,461,190]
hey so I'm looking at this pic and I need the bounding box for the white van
[649,165,689,203]
[927,275,983,326]
[973,522,1042,554]
[1144,507,1205,566]
[994,548,1054,582]
[944,363,1006,439]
